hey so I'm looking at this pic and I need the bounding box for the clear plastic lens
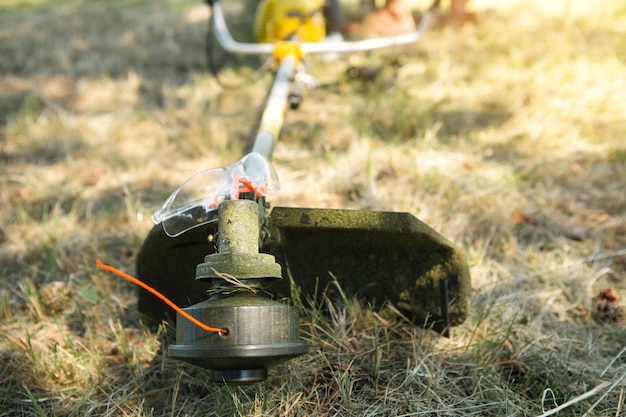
[152,153,279,237]
[239,152,280,194]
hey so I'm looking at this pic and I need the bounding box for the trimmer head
[163,200,307,384]
[138,206,470,327]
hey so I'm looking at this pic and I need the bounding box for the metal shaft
[252,54,295,161]
[195,200,282,282]
[216,199,259,254]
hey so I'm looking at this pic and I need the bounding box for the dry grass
[1,0,625,415]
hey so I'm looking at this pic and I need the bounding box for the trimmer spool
[168,199,307,384]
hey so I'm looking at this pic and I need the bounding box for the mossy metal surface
[263,207,471,329]
[136,206,471,330]
[196,252,282,280]
[196,200,282,281]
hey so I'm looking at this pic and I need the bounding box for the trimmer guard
[263,207,470,332]
[136,207,470,333]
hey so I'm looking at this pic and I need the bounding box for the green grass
[1,0,625,415]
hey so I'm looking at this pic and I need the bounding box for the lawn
[1,0,625,415]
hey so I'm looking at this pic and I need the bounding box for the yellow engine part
[254,0,326,43]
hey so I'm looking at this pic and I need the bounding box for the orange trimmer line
[95,259,228,335]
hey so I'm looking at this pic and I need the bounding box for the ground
[0,0,625,415]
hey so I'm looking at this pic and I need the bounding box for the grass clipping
[1,0,625,415]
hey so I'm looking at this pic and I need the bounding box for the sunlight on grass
[1,0,624,415]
